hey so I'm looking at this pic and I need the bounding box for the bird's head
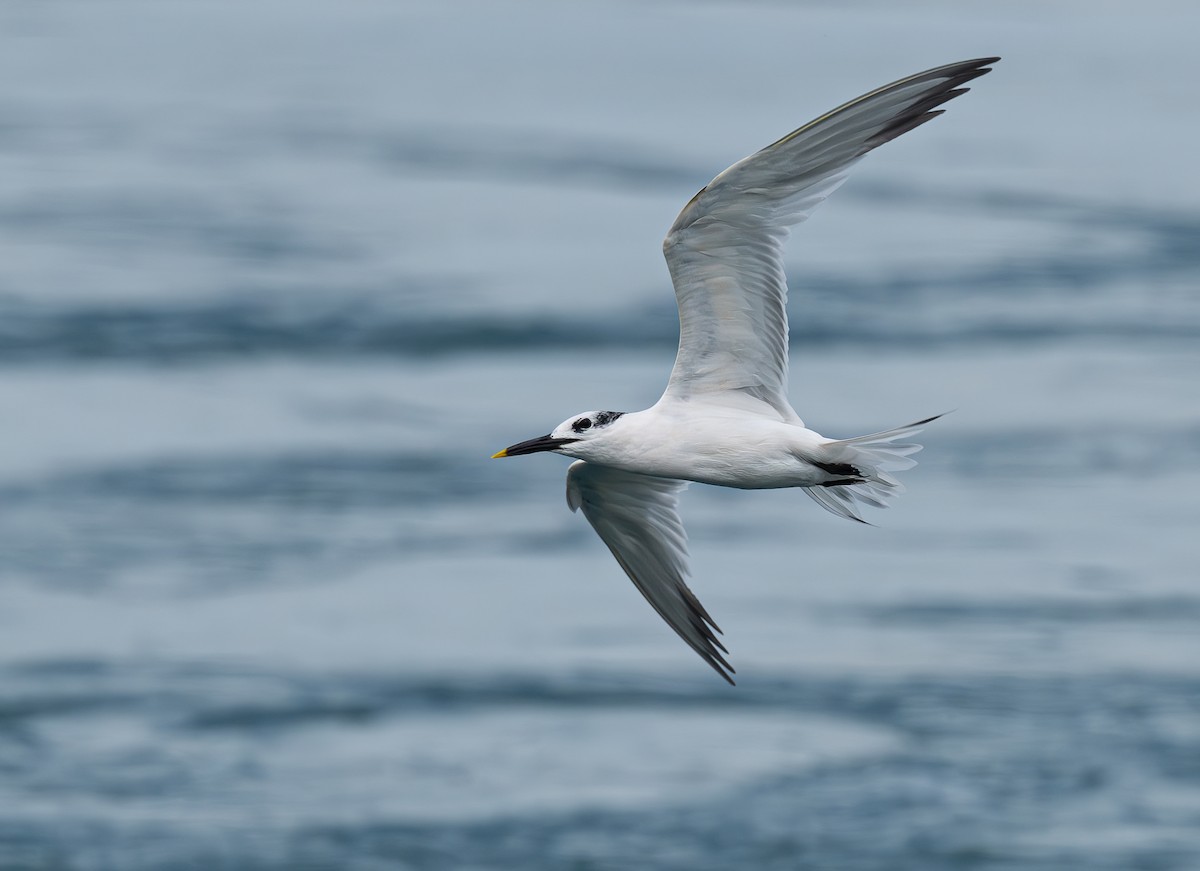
[491,410,627,461]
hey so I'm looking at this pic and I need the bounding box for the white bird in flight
[492,58,999,684]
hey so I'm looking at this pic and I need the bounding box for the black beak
[492,434,580,458]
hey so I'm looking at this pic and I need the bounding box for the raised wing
[661,57,999,420]
[565,460,734,684]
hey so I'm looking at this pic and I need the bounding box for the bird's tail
[804,414,943,524]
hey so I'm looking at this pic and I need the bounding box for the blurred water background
[2,2,1199,869]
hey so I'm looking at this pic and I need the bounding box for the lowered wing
[565,460,734,684]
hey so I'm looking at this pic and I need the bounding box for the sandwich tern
[493,58,999,684]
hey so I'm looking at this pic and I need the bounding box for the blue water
[2,2,1199,869]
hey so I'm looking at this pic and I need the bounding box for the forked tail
[804,414,944,523]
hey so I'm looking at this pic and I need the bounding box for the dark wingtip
[911,412,949,427]
[947,56,1002,76]
[697,635,737,684]
[698,653,737,686]
[716,663,737,686]
[862,57,1000,152]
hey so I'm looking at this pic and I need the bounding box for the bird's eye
[572,418,593,432]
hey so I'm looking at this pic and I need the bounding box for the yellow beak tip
[491,449,508,459]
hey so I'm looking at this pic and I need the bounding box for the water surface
[2,2,1198,869]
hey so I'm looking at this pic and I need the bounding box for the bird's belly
[677,457,821,489]
[614,438,823,490]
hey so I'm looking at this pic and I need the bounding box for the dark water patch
[371,125,703,192]
[363,123,1200,291]
[4,175,1200,365]
[0,501,445,593]
[277,682,1200,870]
[285,117,1200,280]
[0,278,1197,366]
[0,662,181,728]
[863,180,1200,272]
[5,804,1194,871]
[2,663,1197,870]
[0,296,665,364]
[181,672,746,731]
[934,422,1200,482]
[0,690,140,724]
[290,796,1189,871]
[6,450,497,509]
[0,446,582,590]
[3,171,1200,366]
[0,189,349,264]
[849,596,1200,627]
[0,825,72,871]
[5,658,1199,737]
[9,658,116,678]
[2,662,1181,743]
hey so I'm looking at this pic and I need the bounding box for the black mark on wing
[813,460,862,478]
